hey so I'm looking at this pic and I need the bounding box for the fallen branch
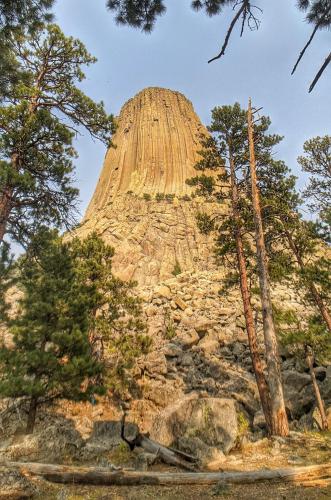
[3,461,331,486]
[120,412,198,471]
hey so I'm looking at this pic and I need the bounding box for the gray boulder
[150,393,238,454]
[283,370,311,392]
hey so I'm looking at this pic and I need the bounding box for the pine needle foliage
[0,24,115,245]
[0,230,150,432]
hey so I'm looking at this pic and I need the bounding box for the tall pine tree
[187,103,290,435]
[0,24,115,245]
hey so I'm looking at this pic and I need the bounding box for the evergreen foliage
[171,260,182,276]
[107,0,166,32]
[278,308,331,362]
[0,24,115,245]
[0,230,150,432]
[0,230,105,433]
[69,232,150,397]
[298,135,331,236]
[187,103,288,289]
[0,1,54,99]
[0,241,14,324]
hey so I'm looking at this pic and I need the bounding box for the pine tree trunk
[306,347,328,430]
[247,99,289,437]
[26,397,38,434]
[0,153,19,243]
[285,230,331,332]
[0,186,12,243]
[229,153,272,433]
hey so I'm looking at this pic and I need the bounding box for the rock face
[74,87,224,285]
[86,87,209,207]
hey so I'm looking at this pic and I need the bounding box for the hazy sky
[54,0,330,218]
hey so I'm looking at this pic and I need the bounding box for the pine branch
[208,1,247,63]
[291,23,320,75]
[309,50,331,92]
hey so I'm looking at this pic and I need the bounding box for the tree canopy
[0,24,115,246]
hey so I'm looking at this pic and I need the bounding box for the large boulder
[150,393,238,454]
[83,420,139,459]
[1,420,84,463]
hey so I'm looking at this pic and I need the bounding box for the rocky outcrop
[85,87,210,207]
[2,87,325,467]
[73,87,226,285]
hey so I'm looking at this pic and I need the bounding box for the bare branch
[309,50,331,93]
[291,23,320,75]
[208,1,247,64]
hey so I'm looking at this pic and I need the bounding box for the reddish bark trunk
[247,99,289,437]
[306,347,328,430]
[229,152,272,433]
[0,185,13,243]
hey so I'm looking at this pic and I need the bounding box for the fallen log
[120,412,198,471]
[3,461,331,487]
[135,435,197,471]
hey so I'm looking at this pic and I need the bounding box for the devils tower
[75,87,222,285]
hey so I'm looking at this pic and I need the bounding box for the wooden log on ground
[136,435,197,471]
[120,411,198,471]
[3,461,331,487]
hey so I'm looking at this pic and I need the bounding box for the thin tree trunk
[25,397,38,434]
[0,152,20,243]
[229,152,272,433]
[306,347,328,431]
[0,189,11,243]
[285,230,331,332]
[247,99,289,437]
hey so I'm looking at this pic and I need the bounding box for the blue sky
[54,0,331,218]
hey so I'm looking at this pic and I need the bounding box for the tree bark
[0,185,13,243]
[5,461,331,486]
[25,397,38,434]
[306,347,328,431]
[247,99,289,437]
[229,151,272,433]
[285,230,331,333]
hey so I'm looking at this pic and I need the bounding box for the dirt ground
[11,431,331,499]
[35,482,331,500]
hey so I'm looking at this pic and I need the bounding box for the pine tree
[0,1,54,99]
[247,99,289,436]
[0,230,150,433]
[0,24,115,245]
[260,145,331,334]
[278,309,331,430]
[69,233,151,397]
[0,229,151,432]
[187,103,289,435]
[298,135,331,236]
[0,230,105,434]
